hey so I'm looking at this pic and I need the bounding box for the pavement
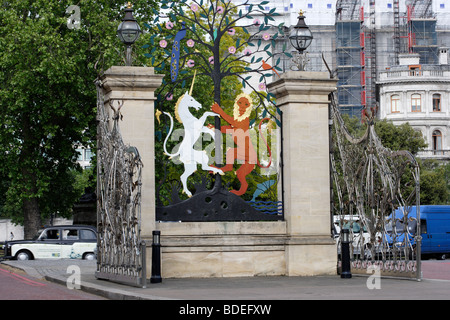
[2,259,450,301]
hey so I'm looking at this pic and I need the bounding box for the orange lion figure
[211,94,271,196]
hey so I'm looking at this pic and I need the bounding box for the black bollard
[340,228,352,278]
[150,230,162,283]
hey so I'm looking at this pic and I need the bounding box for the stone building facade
[377,52,450,161]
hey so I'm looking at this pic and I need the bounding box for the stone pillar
[268,71,337,276]
[100,66,164,239]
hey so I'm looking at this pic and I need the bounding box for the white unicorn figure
[163,91,224,197]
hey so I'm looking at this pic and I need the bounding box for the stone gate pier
[268,71,337,276]
[100,66,337,279]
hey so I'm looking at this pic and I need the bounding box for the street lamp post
[117,2,142,66]
[289,11,313,71]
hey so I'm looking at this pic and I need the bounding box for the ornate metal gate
[330,93,421,280]
[95,81,147,287]
[144,0,291,222]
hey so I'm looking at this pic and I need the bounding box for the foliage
[339,115,428,154]
[0,0,158,237]
[418,160,449,205]
[337,115,427,153]
[145,0,289,111]
[374,119,428,155]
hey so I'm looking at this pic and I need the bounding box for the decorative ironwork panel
[154,99,283,222]
[330,93,421,280]
[145,0,289,222]
[95,81,146,287]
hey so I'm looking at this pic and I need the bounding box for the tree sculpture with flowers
[145,0,293,221]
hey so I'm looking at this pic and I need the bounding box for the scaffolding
[335,0,439,119]
[367,0,376,113]
[336,1,365,118]
[393,0,401,64]
[407,1,438,64]
[407,0,433,19]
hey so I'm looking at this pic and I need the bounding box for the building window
[391,94,400,113]
[411,94,421,112]
[432,130,443,155]
[76,148,84,161]
[409,65,421,76]
[85,149,93,161]
[441,4,445,9]
[327,4,332,9]
[433,93,441,112]
[308,3,313,9]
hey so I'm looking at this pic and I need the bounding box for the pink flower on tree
[262,33,271,41]
[243,48,252,56]
[159,39,167,48]
[228,46,236,54]
[187,39,195,47]
[165,21,173,29]
[191,3,199,12]
[187,59,195,67]
[227,28,235,36]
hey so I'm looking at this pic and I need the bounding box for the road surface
[422,260,450,280]
[0,265,104,300]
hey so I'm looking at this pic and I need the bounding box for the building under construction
[234,0,450,118]
[277,0,450,118]
[332,0,450,118]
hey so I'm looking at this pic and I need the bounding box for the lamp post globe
[117,2,141,65]
[289,11,313,55]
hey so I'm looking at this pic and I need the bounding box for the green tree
[418,160,449,205]
[0,0,158,238]
[374,119,427,154]
[420,168,448,204]
[339,116,428,154]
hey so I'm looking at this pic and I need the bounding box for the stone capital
[100,66,164,101]
[268,71,337,106]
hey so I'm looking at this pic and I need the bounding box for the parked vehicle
[334,215,371,257]
[387,205,450,260]
[2,225,97,261]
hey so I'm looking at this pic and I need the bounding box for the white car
[2,225,97,261]
[334,215,371,256]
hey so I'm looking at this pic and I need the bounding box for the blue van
[388,205,450,260]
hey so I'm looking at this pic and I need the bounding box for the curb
[43,274,175,300]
